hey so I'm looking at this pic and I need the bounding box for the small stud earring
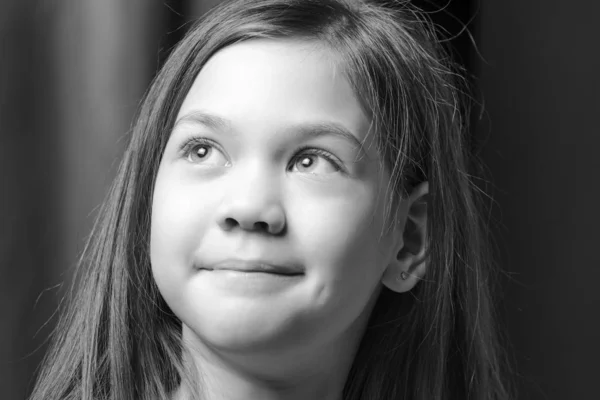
[399,271,409,281]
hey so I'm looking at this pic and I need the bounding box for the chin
[181,303,312,353]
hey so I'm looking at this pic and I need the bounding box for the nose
[215,166,286,235]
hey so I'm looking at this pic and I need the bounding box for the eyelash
[290,145,343,172]
[179,136,222,159]
[178,136,344,172]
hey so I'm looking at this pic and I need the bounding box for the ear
[381,181,428,293]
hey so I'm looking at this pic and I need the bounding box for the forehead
[177,39,374,146]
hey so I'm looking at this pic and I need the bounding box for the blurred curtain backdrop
[1,1,598,399]
[1,1,178,398]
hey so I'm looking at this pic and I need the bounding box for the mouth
[202,259,304,276]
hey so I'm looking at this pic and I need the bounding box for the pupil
[301,156,313,168]
[196,146,208,157]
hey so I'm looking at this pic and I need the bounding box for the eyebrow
[174,110,368,155]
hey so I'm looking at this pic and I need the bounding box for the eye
[181,137,229,167]
[289,148,343,174]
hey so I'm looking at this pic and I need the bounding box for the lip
[202,259,304,276]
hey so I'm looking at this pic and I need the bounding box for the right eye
[181,138,230,167]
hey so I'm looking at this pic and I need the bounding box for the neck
[172,323,366,400]
[173,364,345,400]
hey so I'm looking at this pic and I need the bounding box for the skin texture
[150,39,427,400]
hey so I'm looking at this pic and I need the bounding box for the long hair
[29,0,511,399]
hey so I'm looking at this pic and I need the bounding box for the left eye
[183,140,229,167]
[289,150,342,174]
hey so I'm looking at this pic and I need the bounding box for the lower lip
[198,269,303,294]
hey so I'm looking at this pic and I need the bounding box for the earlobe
[381,181,428,293]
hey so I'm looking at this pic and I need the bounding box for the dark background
[1,1,598,399]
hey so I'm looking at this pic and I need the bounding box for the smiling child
[30,1,510,399]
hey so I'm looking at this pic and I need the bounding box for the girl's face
[151,40,400,361]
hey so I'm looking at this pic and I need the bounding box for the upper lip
[203,259,304,276]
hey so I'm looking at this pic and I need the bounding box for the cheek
[284,190,389,342]
[149,170,215,291]
[291,183,389,294]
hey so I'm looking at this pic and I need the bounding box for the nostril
[224,217,238,229]
[253,221,269,231]
[222,217,270,232]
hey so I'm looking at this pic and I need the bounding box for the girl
[30,0,511,399]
